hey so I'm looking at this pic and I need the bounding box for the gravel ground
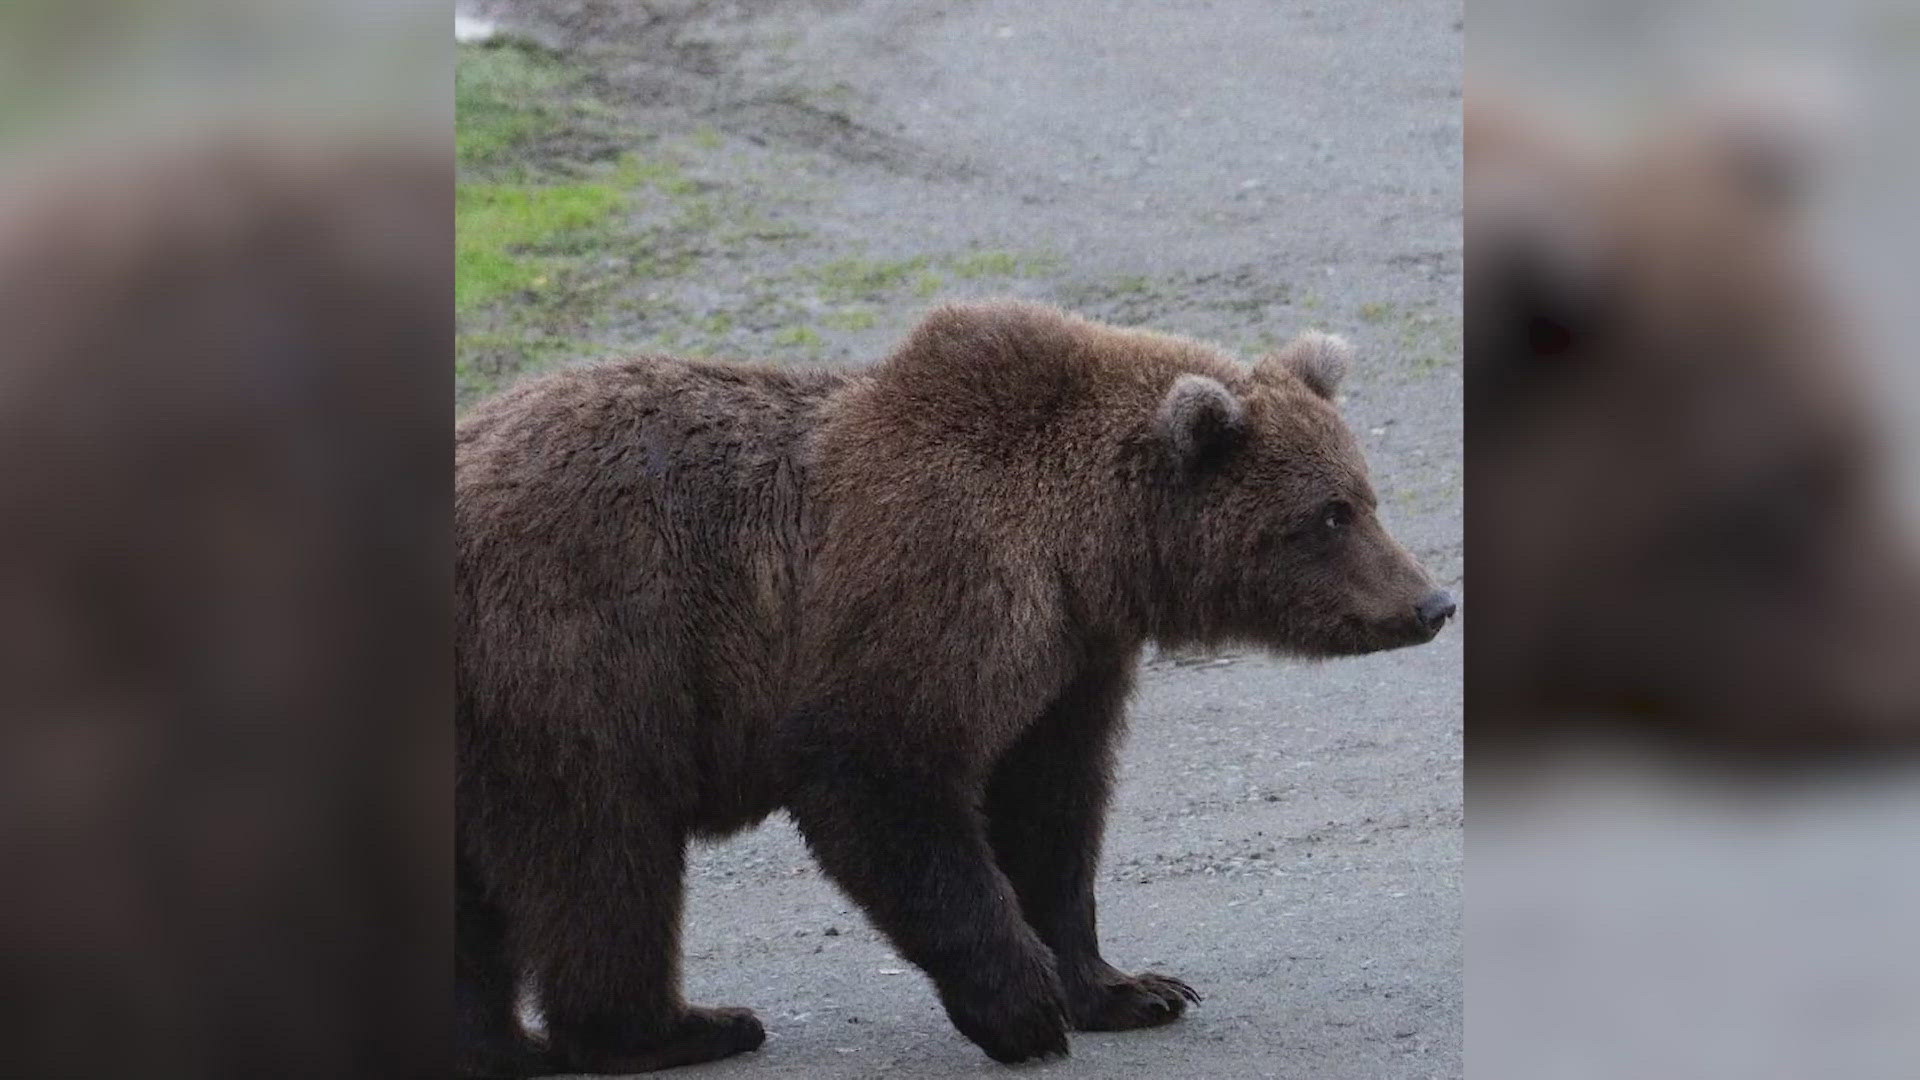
[458,2,1461,1076]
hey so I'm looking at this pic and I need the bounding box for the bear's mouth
[1313,612,1443,656]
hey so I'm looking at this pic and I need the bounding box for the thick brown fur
[455,302,1448,1074]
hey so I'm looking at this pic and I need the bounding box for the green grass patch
[947,249,1064,279]
[822,307,878,331]
[718,210,808,245]
[948,250,1021,279]
[620,154,701,197]
[456,180,625,312]
[773,326,824,350]
[457,40,576,168]
[812,256,932,301]
[695,312,736,337]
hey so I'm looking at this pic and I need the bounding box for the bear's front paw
[941,972,1071,1063]
[1070,971,1201,1032]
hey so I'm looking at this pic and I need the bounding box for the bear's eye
[1319,500,1354,536]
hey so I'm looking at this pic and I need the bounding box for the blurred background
[1470,0,1920,1076]
[0,1,446,1076]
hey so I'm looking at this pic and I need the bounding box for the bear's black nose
[1415,590,1456,633]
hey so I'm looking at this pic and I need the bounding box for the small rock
[454,14,496,44]
[823,926,840,937]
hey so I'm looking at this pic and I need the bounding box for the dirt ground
[456,1,1462,1076]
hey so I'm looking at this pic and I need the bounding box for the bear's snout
[1415,590,1457,636]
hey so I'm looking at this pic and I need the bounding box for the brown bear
[455,302,1453,1075]
[1467,92,1920,751]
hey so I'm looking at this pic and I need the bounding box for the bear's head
[1144,331,1453,656]
[1466,91,1920,746]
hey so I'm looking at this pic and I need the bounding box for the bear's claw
[1071,971,1201,1032]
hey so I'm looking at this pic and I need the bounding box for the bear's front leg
[985,663,1201,1032]
[788,742,1071,1063]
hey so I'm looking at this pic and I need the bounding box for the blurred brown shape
[1468,91,1920,752]
[0,133,448,1076]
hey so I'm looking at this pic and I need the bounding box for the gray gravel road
[464,1,1462,1076]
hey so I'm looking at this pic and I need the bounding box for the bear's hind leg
[458,855,553,1077]
[985,666,1200,1032]
[521,821,764,1075]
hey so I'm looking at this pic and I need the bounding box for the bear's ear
[1652,81,1840,216]
[1257,331,1351,400]
[1157,374,1245,471]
